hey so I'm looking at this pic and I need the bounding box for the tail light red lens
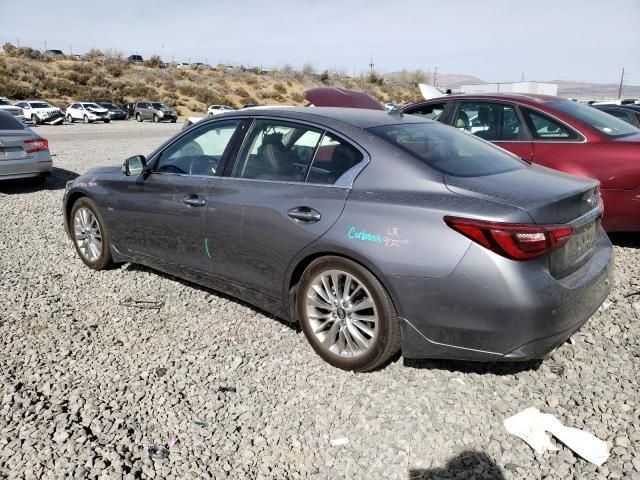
[24,138,49,154]
[444,216,574,261]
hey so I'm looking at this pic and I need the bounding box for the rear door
[451,101,534,161]
[205,118,365,300]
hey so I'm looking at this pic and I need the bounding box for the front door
[452,101,534,161]
[205,119,364,300]
[110,119,243,273]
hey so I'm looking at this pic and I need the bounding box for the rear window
[550,101,639,138]
[0,111,26,130]
[368,123,527,177]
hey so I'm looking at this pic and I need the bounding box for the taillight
[24,138,48,154]
[444,216,574,261]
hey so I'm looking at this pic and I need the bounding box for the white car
[207,104,235,116]
[14,100,65,125]
[0,97,24,122]
[65,103,111,123]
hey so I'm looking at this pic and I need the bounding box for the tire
[69,197,113,270]
[136,113,142,122]
[153,114,159,123]
[66,114,74,123]
[170,119,176,123]
[33,114,41,126]
[125,113,130,120]
[104,119,111,123]
[296,256,401,372]
[83,115,90,124]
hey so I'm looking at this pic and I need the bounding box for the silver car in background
[0,97,25,122]
[0,111,52,182]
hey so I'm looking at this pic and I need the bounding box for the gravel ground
[1,121,639,480]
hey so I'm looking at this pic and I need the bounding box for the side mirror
[122,155,146,176]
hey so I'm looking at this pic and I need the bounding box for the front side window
[232,120,322,182]
[521,108,579,140]
[453,102,524,141]
[549,100,638,138]
[405,103,447,121]
[307,133,364,184]
[368,123,527,177]
[154,120,241,176]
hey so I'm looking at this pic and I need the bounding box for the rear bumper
[0,151,53,180]
[394,229,614,361]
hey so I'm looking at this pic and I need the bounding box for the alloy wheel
[305,270,378,358]
[73,207,102,262]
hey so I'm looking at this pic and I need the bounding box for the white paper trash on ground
[330,437,349,447]
[503,407,609,466]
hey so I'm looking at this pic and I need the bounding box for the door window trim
[517,104,586,143]
[450,100,532,142]
[220,115,370,188]
[146,118,247,178]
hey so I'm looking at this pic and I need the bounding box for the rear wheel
[296,256,401,372]
[136,113,142,122]
[70,197,113,270]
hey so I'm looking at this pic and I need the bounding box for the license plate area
[550,218,600,278]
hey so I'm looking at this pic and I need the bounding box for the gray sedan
[63,107,613,371]
[0,111,52,182]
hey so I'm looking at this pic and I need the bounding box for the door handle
[287,207,321,223]
[182,195,206,207]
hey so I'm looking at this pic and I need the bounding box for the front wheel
[153,114,159,123]
[70,197,113,270]
[83,115,90,124]
[66,114,74,123]
[296,256,401,372]
[33,114,41,125]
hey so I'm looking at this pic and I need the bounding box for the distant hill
[552,80,640,100]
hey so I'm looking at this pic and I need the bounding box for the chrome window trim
[517,104,587,144]
[226,115,370,188]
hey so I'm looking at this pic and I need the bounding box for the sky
[1,0,639,85]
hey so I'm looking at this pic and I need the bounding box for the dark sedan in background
[63,107,612,371]
[593,103,640,128]
[96,101,128,120]
[401,94,640,233]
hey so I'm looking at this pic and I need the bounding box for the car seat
[454,111,470,130]
[475,106,498,140]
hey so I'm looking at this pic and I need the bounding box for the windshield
[30,102,51,108]
[152,103,170,109]
[550,101,639,138]
[0,99,11,106]
[368,123,527,177]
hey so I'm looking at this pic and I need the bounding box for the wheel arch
[285,250,402,323]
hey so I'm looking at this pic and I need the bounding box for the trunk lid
[0,131,38,161]
[444,164,602,277]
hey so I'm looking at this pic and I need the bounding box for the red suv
[402,94,640,232]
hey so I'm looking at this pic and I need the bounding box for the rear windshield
[550,101,639,137]
[0,111,26,130]
[368,123,527,177]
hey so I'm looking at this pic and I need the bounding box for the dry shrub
[290,92,304,103]
[273,82,287,94]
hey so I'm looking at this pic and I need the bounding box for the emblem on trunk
[586,194,598,208]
